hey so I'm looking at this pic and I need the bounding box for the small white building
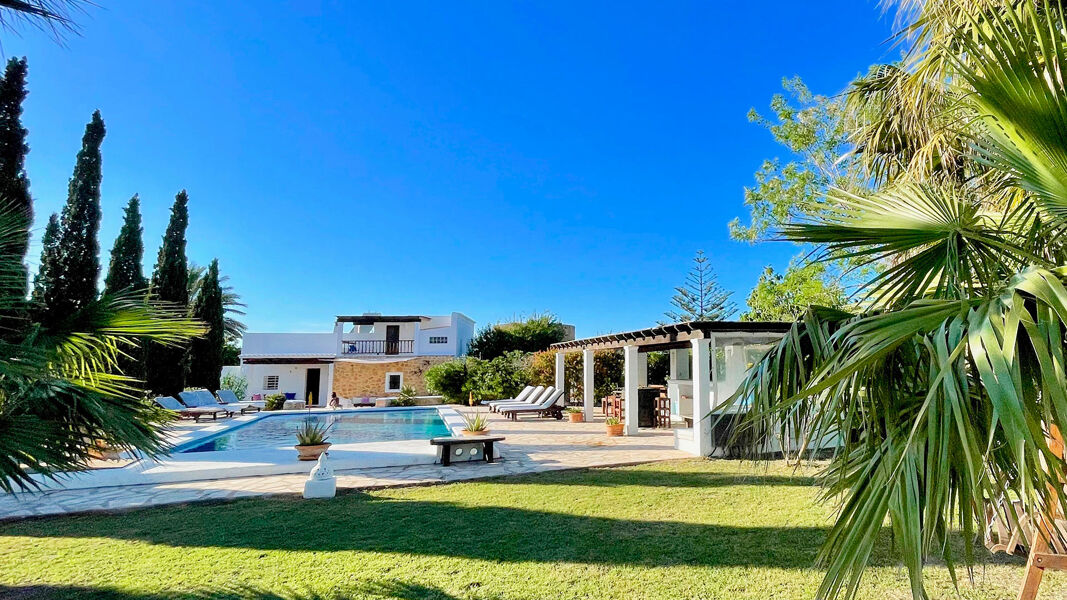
[240,312,475,405]
[549,320,794,457]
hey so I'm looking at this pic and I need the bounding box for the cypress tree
[42,110,105,325]
[30,213,59,305]
[0,57,31,299]
[103,195,147,295]
[188,259,224,391]
[144,191,189,396]
[104,195,148,380]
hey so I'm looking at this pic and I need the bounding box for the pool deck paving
[0,408,688,520]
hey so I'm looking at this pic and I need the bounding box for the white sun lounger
[482,385,535,408]
[498,389,565,420]
[490,386,553,412]
[486,385,542,411]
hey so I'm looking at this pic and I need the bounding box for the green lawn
[0,459,1060,600]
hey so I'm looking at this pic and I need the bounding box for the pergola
[550,320,790,456]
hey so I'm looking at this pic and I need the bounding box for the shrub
[392,385,417,407]
[464,351,529,401]
[220,372,248,399]
[264,393,286,411]
[427,353,532,403]
[468,313,568,359]
[425,359,471,403]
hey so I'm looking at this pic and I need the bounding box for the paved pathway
[0,409,688,520]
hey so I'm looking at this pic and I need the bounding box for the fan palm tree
[0,202,204,493]
[730,2,1067,599]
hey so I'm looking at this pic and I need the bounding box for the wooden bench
[430,436,504,466]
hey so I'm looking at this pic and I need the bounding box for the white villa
[240,312,476,405]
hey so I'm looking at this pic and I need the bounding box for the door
[305,368,321,406]
[385,325,400,355]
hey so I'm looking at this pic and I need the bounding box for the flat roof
[335,315,428,324]
[550,320,791,352]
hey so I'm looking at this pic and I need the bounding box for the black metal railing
[341,339,414,355]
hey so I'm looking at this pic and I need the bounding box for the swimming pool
[179,408,453,453]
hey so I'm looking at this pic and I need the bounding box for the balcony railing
[341,339,414,356]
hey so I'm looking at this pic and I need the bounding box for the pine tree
[664,250,736,323]
[30,212,59,305]
[41,110,105,325]
[144,190,189,396]
[0,57,31,300]
[188,259,224,391]
[103,195,147,295]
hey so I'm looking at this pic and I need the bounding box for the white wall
[242,363,330,405]
[242,332,335,356]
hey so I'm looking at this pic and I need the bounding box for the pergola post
[623,344,640,435]
[691,337,712,455]
[582,348,595,420]
[554,351,566,398]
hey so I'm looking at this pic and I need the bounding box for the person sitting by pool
[328,392,341,409]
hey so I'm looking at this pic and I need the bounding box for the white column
[623,345,640,435]
[324,362,335,404]
[691,337,712,455]
[637,352,648,387]
[668,349,680,380]
[554,351,566,395]
[582,349,595,420]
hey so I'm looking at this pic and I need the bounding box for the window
[385,372,403,392]
[429,336,448,344]
[264,375,279,391]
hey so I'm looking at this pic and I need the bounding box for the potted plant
[565,407,584,423]
[391,385,417,407]
[460,411,490,437]
[264,393,286,411]
[605,416,624,437]
[295,418,333,461]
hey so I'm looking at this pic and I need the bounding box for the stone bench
[430,436,504,466]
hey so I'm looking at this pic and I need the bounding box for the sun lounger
[498,389,566,420]
[154,396,228,422]
[486,385,542,411]
[216,389,264,413]
[490,386,553,412]
[179,390,238,417]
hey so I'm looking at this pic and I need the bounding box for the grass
[0,459,1062,599]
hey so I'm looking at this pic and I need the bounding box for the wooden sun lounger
[498,389,565,421]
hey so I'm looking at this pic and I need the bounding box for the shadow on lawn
[0,581,475,600]
[487,467,818,488]
[6,493,834,569]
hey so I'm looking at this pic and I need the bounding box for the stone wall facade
[331,356,453,398]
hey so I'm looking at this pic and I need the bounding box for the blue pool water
[180,408,452,453]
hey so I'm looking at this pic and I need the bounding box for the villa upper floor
[240,312,476,362]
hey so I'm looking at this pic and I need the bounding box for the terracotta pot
[606,424,624,437]
[461,429,489,437]
[295,443,331,461]
[568,412,584,423]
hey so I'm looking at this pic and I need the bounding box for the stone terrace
[0,407,688,520]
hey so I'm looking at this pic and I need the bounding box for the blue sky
[5,1,897,338]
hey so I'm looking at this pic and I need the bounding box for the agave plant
[461,411,490,433]
[728,2,1067,599]
[294,419,332,446]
